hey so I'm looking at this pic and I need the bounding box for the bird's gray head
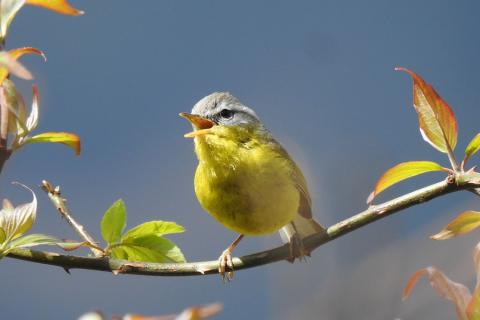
[191,92,261,127]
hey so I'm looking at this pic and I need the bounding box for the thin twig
[7,175,480,276]
[0,88,8,145]
[0,87,11,173]
[41,180,104,257]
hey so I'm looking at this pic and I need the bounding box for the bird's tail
[279,215,326,261]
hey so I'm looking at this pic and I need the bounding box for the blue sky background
[1,0,480,319]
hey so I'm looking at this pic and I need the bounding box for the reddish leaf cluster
[0,1,83,156]
[404,244,480,319]
[366,67,480,318]
[368,68,480,204]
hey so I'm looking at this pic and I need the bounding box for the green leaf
[0,182,37,240]
[122,221,185,242]
[464,133,480,166]
[431,211,480,240]
[8,233,59,248]
[100,199,127,245]
[2,78,28,137]
[7,233,87,253]
[113,235,186,263]
[0,227,5,243]
[25,85,39,132]
[109,244,157,262]
[110,246,129,260]
[22,132,81,156]
[396,67,458,153]
[0,0,26,39]
[126,235,185,263]
[367,161,446,203]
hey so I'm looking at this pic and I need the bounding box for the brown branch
[6,173,480,276]
[0,87,11,174]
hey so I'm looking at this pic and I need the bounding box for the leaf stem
[6,174,480,276]
[446,141,460,172]
[41,180,104,257]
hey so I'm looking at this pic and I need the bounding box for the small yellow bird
[180,92,325,281]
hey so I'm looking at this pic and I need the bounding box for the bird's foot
[218,248,234,283]
[286,234,310,263]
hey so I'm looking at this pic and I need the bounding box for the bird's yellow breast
[193,125,299,236]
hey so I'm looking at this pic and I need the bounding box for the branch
[0,87,11,173]
[6,174,480,276]
[41,180,104,257]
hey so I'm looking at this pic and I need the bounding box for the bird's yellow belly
[194,154,299,236]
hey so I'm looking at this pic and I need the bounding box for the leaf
[112,235,186,263]
[464,133,480,167]
[474,241,480,286]
[122,221,185,242]
[110,246,129,260]
[431,211,480,240]
[0,182,37,241]
[8,233,59,248]
[2,78,28,136]
[6,233,88,255]
[0,0,26,39]
[367,161,446,203]
[77,311,104,320]
[396,67,458,153]
[468,242,480,319]
[126,303,223,320]
[122,234,186,263]
[25,0,84,16]
[175,303,223,320]
[54,240,102,252]
[403,266,471,320]
[101,199,127,245]
[109,244,160,263]
[0,51,32,82]
[23,132,81,155]
[0,47,45,84]
[25,84,39,132]
[467,286,480,320]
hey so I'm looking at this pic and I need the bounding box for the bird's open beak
[179,112,215,138]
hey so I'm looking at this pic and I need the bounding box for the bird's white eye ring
[219,109,234,119]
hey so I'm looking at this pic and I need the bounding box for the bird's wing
[289,160,313,219]
[273,142,313,219]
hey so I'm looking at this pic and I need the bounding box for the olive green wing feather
[289,159,313,219]
[272,142,313,219]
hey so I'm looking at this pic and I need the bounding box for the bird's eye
[219,109,234,119]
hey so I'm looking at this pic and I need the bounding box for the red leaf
[396,67,458,153]
[403,266,471,319]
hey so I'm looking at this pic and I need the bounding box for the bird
[180,92,325,281]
